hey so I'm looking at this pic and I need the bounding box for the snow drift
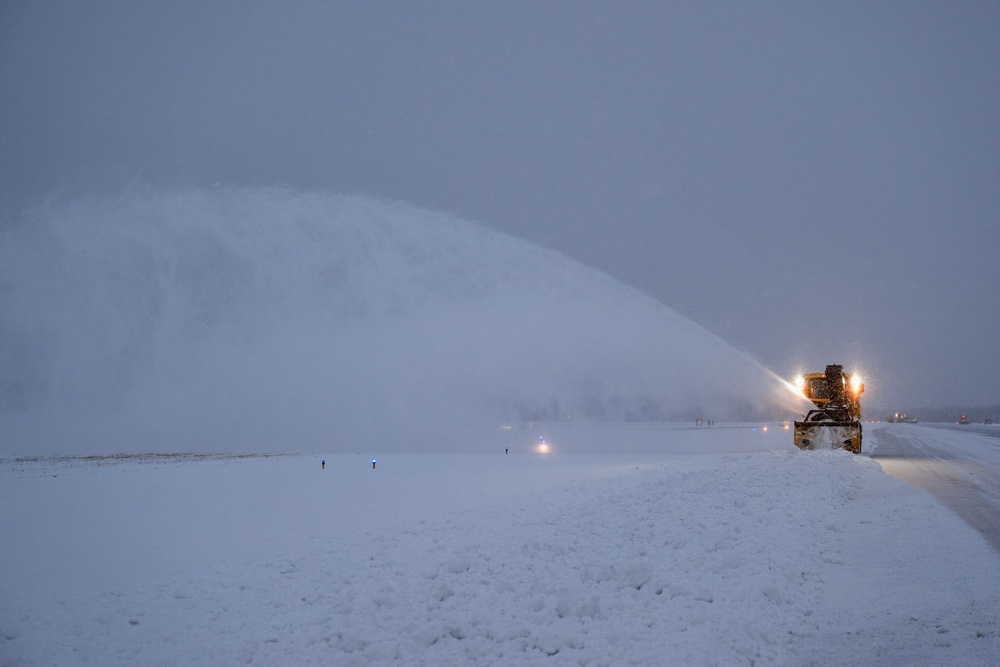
[0,188,806,455]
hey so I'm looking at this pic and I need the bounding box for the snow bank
[2,425,997,665]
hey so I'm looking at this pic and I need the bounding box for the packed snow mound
[0,188,806,454]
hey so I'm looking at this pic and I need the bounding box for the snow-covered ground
[2,423,998,666]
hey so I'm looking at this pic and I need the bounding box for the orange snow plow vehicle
[793,364,865,453]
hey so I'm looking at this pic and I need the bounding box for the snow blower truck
[793,364,864,453]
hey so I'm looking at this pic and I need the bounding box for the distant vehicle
[958,415,970,425]
[985,419,993,425]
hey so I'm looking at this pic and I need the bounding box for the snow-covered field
[2,423,998,666]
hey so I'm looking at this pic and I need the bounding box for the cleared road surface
[870,422,1000,553]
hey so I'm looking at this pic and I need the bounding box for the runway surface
[870,423,1000,553]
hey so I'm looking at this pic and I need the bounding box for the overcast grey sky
[2,1,997,415]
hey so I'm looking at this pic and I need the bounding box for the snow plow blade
[793,420,862,454]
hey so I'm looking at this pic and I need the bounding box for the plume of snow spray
[0,188,807,454]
